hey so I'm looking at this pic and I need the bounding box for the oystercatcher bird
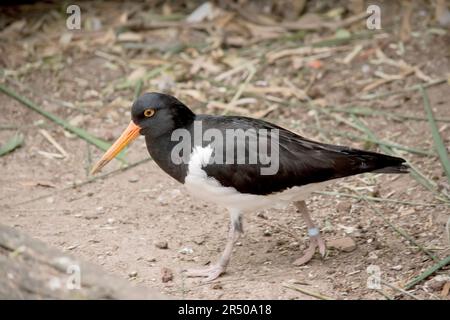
[91,92,408,281]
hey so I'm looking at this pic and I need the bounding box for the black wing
[196,115,408,195]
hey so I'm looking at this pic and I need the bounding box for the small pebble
[179,247,194,255]
[128,176,139,183]
[161,267,173,283]
[211,283,223,290]
[193,237,205,245]
[425,275,450,291]
[256,212,268,219]
[327,237,357,252]
[155,241,168,249]
[128,271,138,278]
[289,242,300,249]
[368,252,378,260]
[336,201,352,213]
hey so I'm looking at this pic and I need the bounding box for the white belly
[184,145,329,212]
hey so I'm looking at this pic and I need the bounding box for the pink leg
[292,201,326,266]
[184,210,241,282]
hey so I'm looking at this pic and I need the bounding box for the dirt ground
[1,1,449,299]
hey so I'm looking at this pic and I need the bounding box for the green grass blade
[359,78,447,100]
[328,105,450,123]
[404,254,450,290]
[421,86,450,184]
[134,79,143,100]
[0,133,24,156]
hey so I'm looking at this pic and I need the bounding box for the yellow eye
[144,109,155,117]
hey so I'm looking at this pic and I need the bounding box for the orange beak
[90,121,141,175]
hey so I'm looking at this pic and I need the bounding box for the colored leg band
[308,227,319,237]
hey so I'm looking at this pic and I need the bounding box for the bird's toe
[292,246,316,266]
[183,264,225,281]
[318,238,327,258]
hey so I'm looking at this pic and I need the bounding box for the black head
[90,92,195,175]
[131,92,196,138]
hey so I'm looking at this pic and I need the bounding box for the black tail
[324,144,410,178]
[341,148,409,175]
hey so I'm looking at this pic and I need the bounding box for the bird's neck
[145,130,189,183]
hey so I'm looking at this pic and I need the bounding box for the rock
[327,237,357,252]
[263,229,272,237]
[161,267,173,283]
[193,237,205,245]
[211,283,223,290]
[367,251,378,260]
[336,201,352,213]
[276,239,287,246]
[256,212,268,219]
[128,271,138,278]
[83,213,98,220]
[391,265,403,271]
[179,247,193,255]
[425,275,450,291]
[155,241,168,249]
[288,242,300,249]
[128,176,139,183]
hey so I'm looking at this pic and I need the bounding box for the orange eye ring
[144,109,155,117]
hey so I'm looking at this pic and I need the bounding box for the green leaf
[421,86,450,184]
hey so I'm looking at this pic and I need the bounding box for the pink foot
[183,264,225,282]
[293,235,327,266]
